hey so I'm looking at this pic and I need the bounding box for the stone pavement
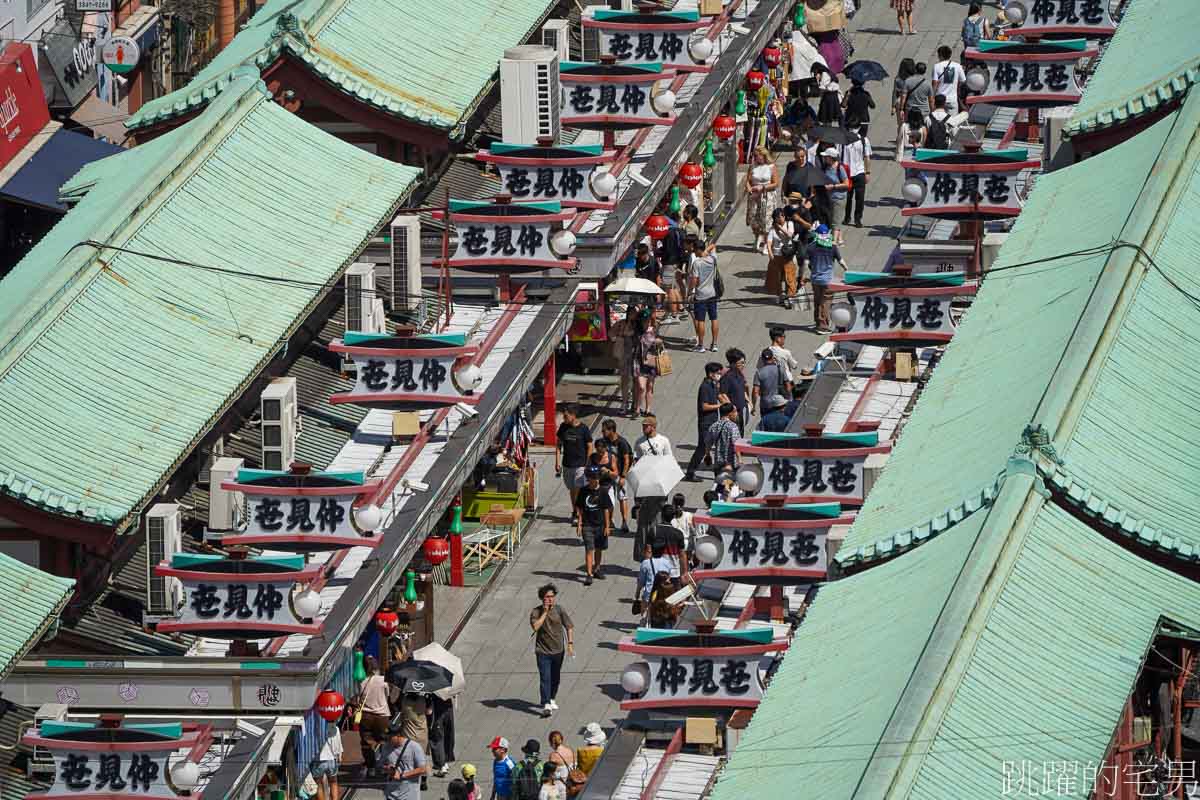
[358,4,972,797]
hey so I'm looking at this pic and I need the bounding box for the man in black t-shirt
[684,362,725,482]
[595,418,633,532]
[653,503,688,579]
[555,405,592,523]
[574,466,613,586]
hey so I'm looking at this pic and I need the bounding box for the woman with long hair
[743,146,780,254]
[635,322,663,416]
[893,58,916,145]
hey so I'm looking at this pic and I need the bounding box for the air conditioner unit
[261,378,298,473]
[144,504,183,621]
[198,436,225,486]
[541,19,570,62]
[344,262,379,334]
[208,456,245,533]
[389,215,423,315]
[500,45,560,145]
[28,704,69,776]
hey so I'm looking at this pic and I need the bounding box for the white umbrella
[605,275,665,296]
[626,454,684,499]
[411,641,465,700]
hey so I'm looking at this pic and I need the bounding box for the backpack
[926,113,950,150]
[514,759,542,800]
[660,226,685,265]
[961,16,983,48]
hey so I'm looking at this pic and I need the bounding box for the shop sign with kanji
[691,501,855,583]
[431,199,577,271]
[965,39,1097,108]
[734,429,891,505]
[153,554,322,637]
[583,8,711,72]
[21,720,211,800]
[219,468,381,552]
[328,331,482,408]
[475,142,617,210]
[828,271,978,346]
[618,628,786,711]
[901,148,1038,219]
[1015,0,1117,37]
[560,61,677,129]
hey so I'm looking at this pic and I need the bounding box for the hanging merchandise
[746,70,766,90]
[794,3,806,27]
[423,537,450,566]
[735,89,747,115]
[762,46,782,68]
[680,162,704,188]
[668,186,682,215]
[352,649,367,682]
[702,139,717,169]
[645,214,671,240]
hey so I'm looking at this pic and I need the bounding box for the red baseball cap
[488,736,510,750]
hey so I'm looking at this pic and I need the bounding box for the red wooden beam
[640,727,685,800]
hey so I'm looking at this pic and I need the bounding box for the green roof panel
[0,553,74,679]
[1066,0,1200,137]
[126,0,557,133]
[0,76,420,526]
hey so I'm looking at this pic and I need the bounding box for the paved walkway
[362,3,973,797]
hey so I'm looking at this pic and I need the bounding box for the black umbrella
[843,60,889,83]
[386,660,454,694]
[809,126,860,146]
[783,163,830,198]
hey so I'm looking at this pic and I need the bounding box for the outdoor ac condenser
[344,262,379,334]
[390,215,423,315]
[144,503,183,621]
[541,19,570,62]
[260,378,297,472]
[27,704,69,776]
[499,45,560,145]
[208,456,245,533]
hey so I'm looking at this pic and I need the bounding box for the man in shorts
[574,465,613,585]
[688,236,720,352]
[554,405,591,524]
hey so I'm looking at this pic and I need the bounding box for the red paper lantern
[679,163,704,189]
[315,690,345,723]
[712,114,737,140]
[746,70,766,90]
[422,536,450,566]
[762,47,782,68]
[375,607,399,636]
[645,214,671,240]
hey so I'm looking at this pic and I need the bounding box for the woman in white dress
[743,146,780,253]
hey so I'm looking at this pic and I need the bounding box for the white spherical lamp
[901,177,927,205]
[1003,1,1026,24]
[620,662,650,695]
[831,303,854,329]
[294,588,322,620]
[550,229,577,257]
[966,67,989,93]
[454,362,483,393]
[689,37,714,64]
[734,463,762,494]
[171,761,201,792]
[693,534,723,566]
[652,89,676,115]
[591,169,618,199]
[354,503,383,533]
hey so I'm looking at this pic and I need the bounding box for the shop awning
[0,127,123,211]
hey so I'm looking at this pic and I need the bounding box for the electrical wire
[63,239,1140,312]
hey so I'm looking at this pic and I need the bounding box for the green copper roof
[125,0,558,133]
[0,75,420,526]
[1066,0,1200,138]
[717,487,1200,800]
[837,95,1190,567]
[1,553,74,680]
